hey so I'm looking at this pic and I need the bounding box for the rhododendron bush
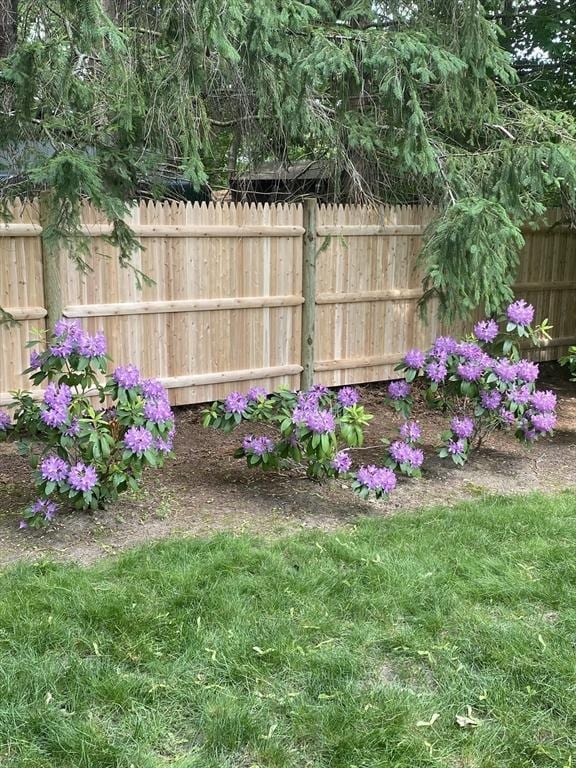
[0,321,175,527]
[204,300,557,498]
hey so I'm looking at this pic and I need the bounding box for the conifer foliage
[0,1,575,319]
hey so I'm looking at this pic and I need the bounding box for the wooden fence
[1,199,575,405]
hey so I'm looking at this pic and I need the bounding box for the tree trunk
[0,0,17,59]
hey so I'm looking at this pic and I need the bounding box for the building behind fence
[1,199,575,406]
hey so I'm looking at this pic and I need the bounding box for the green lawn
[1,492,576,767]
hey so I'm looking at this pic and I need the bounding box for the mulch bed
[0,364,574,566]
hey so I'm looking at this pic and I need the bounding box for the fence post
[300,198,317,391]
[39,194,63,329]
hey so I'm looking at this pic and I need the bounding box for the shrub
[204,300,557,498]
[560,346,576,382]
[0,320,175,527]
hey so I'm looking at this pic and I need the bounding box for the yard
[1,491,576,767]
[0,365,574,566]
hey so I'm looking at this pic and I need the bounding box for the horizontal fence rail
[1,199,575,405]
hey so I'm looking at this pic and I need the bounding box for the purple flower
[522,427,538,443]
[507,384,532,406]
[113,365,141,389]
[388,380,411,399]
[49,335,76,358]
[247,386,268,402]
[400,421,421,442]
[144,398,173,423]
[493,359,518,383]
[67,462,98,492]
[409,447,424,468]
[54,319,83,340]
[404,349,425,369]
[251,436,276,455]
[44,383,72,408]
[531,412,557,433]
[29,349,42,370]
[19,520,28,529]
[432,336,458,356]
[457,361,485,382]
[473,319,499,343]
[224,391,248,415]
[356,465,396,493]
[530,390,557,413]
[141,379,168,400]
[499,407,517,426]
[450,417,475,439]
[40,406,68,428]
[124,426,154,455]
[297,390,322,408]
[40,455,69,482]
[515,360,539,383]
[331,450,352,473]
[447,438,467,456]
[0,410,11,431]
[31,498,58,522]
[305,409,335,434]
[311,384,329,396]
[337,387,360,407]
[480,390,502,410]
[63,418,80,437]
[426,361,447,383]
[507,299,534,326]
[389,440,413,464]
[153,436,173,454]
[78,331,107,358]
[389,441,424,468]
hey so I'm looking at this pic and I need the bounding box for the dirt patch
[0,365,574,566]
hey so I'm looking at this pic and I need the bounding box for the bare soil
[0,364,574,567]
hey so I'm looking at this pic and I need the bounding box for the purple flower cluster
[247,386,268,402]
[40,455,68,482]
[400,421,421,442]
[331,450,352,473]
[530,390,556,412]
[305,409,335,434]
[356,464,397,493]
[480,390,502,410]
[40,384,72,428]
[507,385,532,406]
[447,439,467,456]
[114,364,141,389]
[426,361,447,383]
[433,336,458,357]
[507,300,534,326]
[29,349,42,370]
[404,348,425,370]
[493,359,517,383]
[124,426,154,455]
[224,391,248,415]
[243,435,276,455]
[50,319,106,359]
[144,397,173,423]
[0,410,11,431]
[457,361,485,382]
[388,440,424,468]
[515,360,539,383]
[25,498,58,525]
[68,462,98,492]
[530,412,557,433]
[473,319,499,343]
[337,387,360,407]
[450,417,475,439]
[388,380,411,400]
